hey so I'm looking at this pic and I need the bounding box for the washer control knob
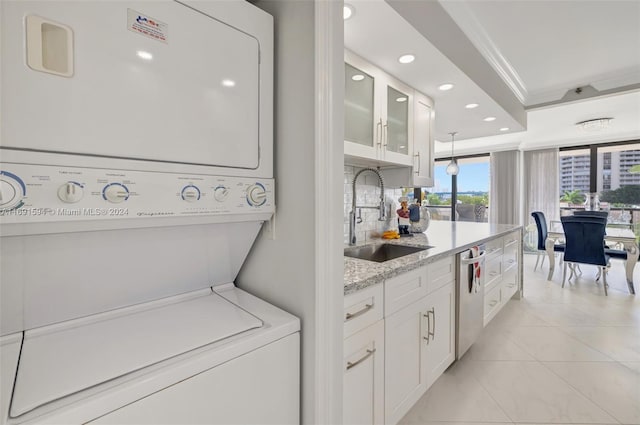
[214,186,229,202]
[181,185,201,202]
[103,183,129,204]
[246,183,267,207]
[57,182,84,204]
[0,171,26,211]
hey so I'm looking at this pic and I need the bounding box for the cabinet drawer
[502,267,519,302]
[344,284,384,338]
[502,231,520,249]
[503,242,518,272]
[385,267,428,316]
[484,284,502,326]
[485,237,503,259]
[426,256,454,294]
[484,255,503,292]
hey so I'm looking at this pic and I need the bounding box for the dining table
[545,223,638,295]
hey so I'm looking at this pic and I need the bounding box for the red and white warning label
[127,9,168,44]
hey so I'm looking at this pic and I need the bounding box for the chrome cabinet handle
[423,313,430,344]
[428,308,435,340]
[414,152,421,174]
[489,271,498,277]
[346,349,376,370]
[383,122,388,148]
[345,303,373,321]
[489,300,498,307]
[376,119,383,147]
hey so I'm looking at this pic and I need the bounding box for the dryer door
[2,1,261,169]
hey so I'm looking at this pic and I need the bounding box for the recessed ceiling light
[483,116,496,122]
[396,97,407,102]
[438,83,454,91]
[222,79,236,87]
[343,4,354,20]
[351,74,365,81]
[136,50,153,61]
[465,103,479,109]
[398,54,415,64]
[499,127,509,131]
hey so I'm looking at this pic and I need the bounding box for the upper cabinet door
[382,77,413,166]
[345,63,375,149]
[412,92,435,187]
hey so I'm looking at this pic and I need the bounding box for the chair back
[560,216,608,266]
[573,210,609,218]
[531,211,548,251]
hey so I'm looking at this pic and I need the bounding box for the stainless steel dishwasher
[456,245,486,359]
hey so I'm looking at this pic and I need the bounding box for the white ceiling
[441,0,640,106]
[434,90,640,158]
[344,0,640,146]
[344,0,525,142]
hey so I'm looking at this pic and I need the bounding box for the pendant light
[445,131,459,176]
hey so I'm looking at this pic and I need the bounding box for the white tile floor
[399,254,640,425]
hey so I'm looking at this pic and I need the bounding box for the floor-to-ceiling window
[424,155,490,222]
[559,140,640,237]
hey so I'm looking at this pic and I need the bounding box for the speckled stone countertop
[344,221,522,295]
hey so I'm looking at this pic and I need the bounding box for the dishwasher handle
[459,251,487,264]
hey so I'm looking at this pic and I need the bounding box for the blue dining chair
[531,211,565,271]
[560,215,610,295]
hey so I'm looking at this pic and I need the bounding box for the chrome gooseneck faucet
[349,167,386,246]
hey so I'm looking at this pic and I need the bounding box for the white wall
[236,1,344,424]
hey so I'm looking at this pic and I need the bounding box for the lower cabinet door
[424,281,455,389]
[384,297,429,425]
[344,320,385,425]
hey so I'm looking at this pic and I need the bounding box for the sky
[432,162,490,193]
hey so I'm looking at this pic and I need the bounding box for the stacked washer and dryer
[0,1,299,424]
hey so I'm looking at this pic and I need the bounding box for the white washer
[0,1,298,424]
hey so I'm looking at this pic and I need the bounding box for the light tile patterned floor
[399,254,640,425]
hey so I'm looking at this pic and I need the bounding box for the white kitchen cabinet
[384,296,428,425]
[344,50,414,167]
[344,320,385,425]
[384,263,455,425]
[483,230,523,326]
[411,92,434,187]
[424,281,455,389]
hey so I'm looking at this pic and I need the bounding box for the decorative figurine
[397,196,411,235]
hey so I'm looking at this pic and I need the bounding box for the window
[424,156,490,222]
[559,140,640,238]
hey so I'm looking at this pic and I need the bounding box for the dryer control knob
[246,183,267,207]
[103,183,129,204]
[0,171,26,211]
[58,182,84,204]
[214,186,229,202]
[181,185,201,202]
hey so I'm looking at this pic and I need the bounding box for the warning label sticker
[127,9,168,44]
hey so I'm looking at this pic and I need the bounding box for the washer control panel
[0,164,274,223]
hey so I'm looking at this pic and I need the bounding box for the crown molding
[439,0,528,104]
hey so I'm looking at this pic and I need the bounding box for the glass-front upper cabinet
[345,63,375,148]
[386,85,410,156]
[344,50,414,166]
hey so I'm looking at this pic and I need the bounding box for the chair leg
[602,267,608,296]
[542,254,546,267]
[576,264,582,275]
[596,268,601,281]
[568,264,575,282]
[534,253,541,271]
[562,262,568,288]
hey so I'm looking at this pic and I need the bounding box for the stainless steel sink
[344,243,432,263]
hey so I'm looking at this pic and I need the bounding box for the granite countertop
[344,221,522,295]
